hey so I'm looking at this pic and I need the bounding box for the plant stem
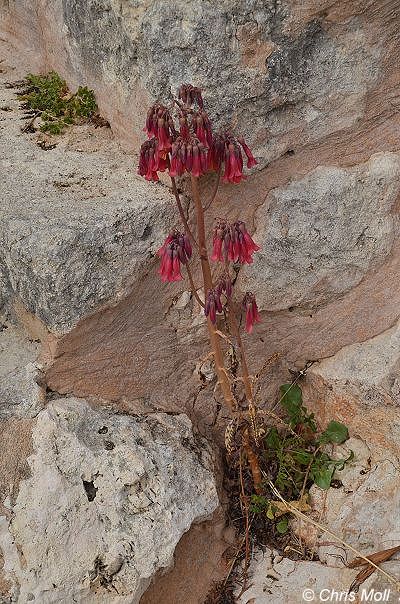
[228,300,254,404]
[243,428,263,494]
[185,264,205,307]
[190,174,236,413]
[170,176,199,249]
[204,167,222,211]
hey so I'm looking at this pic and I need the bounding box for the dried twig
[269,483,400,592]
[21,111,40,133]
[348,546,400,592]
[243,428,263,494]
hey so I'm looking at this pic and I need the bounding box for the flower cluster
[144,104,174,152]
[243,292,261,333]
[204,288,223,324]
[212,220,260,264]
[169,137,208,178]
[157,231,192,282]
[178,84,203,108]
[208,134,257,183]
[138,138,169,181]
[137,86,257,183]
[204,274,233,324]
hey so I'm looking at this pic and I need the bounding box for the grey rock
[243,153,400,310]
[306,437,400,569]
[0,323,43,419]
[237,547,356,604]
[1,397,218,603]
[0,77,174,334]
[310,318,400,407]
[2,1,381,164]
[238,545,399,604]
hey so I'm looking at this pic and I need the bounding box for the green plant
[19,71,98,134]
[250,383,353,534]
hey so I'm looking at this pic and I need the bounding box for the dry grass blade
[348,545,400,568]
[268,482,400,592]
[347,545,400,593]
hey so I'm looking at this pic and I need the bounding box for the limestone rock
[243,153,400,310]
[308,318,400,407]
[237,548,356,604]
[0,0,387,162]
[0,323,43,420]
[0,75,174,334]
[299,319,400,456]
[309,438,400,566]
[238,547,399,604]
[0,397,218,603]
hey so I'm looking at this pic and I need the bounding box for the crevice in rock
[82,479,98,502]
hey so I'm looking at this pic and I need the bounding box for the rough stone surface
[0,0,389,163]
[237,548,355,604]
[0,73,174,334]
[300,319,400,456]
[1,4,400,600]
[238,547,400,604]
[239,437,400,603]
[310,437,400,565]
[0,323,43,419]
[0,397,218,603]
[243,153,400,310]
[308,318,400,408]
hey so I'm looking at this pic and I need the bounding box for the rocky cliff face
[1,1,400,602]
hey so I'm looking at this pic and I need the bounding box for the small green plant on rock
[249,383,353,536]
[18,71,98,134]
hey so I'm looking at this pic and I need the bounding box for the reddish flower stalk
[138,83,261,423]
[243,293,261,333]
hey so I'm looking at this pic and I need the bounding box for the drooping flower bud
[178,84,204,108]
[215,272,233,299]
[194,111,213,147]
[243,292,261,333]
[169,137,208,178]
[211,220,260,265]
[224,142,244,184]
[144,105,173,154]
[208,133,258,183]
[138,138,168,182]
[157,116,171,153]
[238,137,257,168]
[157,231,193,283]
[211,223,225,262]
[179,115,190,139]
[204,288,223,324]
[207,133,225,171]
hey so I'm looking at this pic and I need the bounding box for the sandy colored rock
[243,153,400,310]
[238,547,400,604]
[0,0,391,165]
[0,71,174,334]
[0,397,219,603]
